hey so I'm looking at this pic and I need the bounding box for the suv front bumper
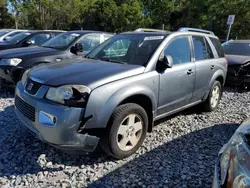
[14,82,99,152]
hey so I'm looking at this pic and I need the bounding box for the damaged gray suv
[15,28,227,159]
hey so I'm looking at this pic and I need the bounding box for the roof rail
[178,27,214,35]
[134,28,168,33]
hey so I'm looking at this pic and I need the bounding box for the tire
[100,103,148,159]
[202,81,222,112]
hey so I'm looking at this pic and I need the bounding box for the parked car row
[0,30,114,88]
[0,27,248,187]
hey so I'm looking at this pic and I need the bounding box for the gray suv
[14,28,227,159]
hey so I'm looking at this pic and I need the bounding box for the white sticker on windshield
[24,33,31,35]
[71,33,80,37]
[144,36,164,41]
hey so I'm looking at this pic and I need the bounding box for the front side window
[29,33,51,45]
[192,36,214,61]
[164,36,191,65]
[42,32,81,49]
[78,34,100,52]
[7,32,31,44]
[87,34,166,66]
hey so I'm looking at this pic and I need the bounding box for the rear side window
[192,36,213,61]
[205,39,214,59]
[78,34,101,52]
[209,37,225,58]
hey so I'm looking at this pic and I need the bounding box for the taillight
[225,58,228,71]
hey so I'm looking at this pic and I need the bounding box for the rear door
[191,35,215,102]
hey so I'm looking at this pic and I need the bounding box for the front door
[157,35,195,115]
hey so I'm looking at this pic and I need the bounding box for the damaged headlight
[46,85,91,107]
[219,134,244,185]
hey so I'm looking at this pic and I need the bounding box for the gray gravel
[0,87,249,188]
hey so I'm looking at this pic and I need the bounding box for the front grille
[15,95,35,122]
[25,78,42,95]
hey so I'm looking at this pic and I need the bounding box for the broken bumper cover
[0,65,25,85]
[14,82,100,152]
[213,118,250,187]
[226,65,250,86]
[226,74,250,86]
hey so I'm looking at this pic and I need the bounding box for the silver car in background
[0,29,28,42]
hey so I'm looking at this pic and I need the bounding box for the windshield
[223,42,250,56]
[0,31,8,37]
[7,32,31,44]
[87,34,166,66]
[42,32,81,48]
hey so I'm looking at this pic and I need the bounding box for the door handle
[187,69,193,75]
[211,65,215,70]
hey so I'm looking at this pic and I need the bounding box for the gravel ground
[0,87,249,188]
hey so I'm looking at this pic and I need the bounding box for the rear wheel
[100,103,148,159]
[202,81,222,111]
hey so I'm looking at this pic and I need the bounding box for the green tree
[0,0,15,28]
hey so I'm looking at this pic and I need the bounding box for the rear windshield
[87,34,166,66]
[0,31,8,37]
[223,42,250,56]
[209,37,225,57]
[7,32,31,44]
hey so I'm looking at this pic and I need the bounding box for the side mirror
[3,36,11,41]
[23,40,33,46]
[159,55,173,68]
[75,43,83,52]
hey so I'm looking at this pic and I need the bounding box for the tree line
[1,0,250,39]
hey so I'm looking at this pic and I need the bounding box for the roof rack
[134,28,168,33]
[178,27,214,35]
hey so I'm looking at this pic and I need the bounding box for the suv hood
[0,46,60,59]
[226,55,250,65]
[29,59,145,89]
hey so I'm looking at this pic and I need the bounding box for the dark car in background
[213,117,250,188]
[0,31,114,87]
[223,40,250,88]
[0,30,64,51]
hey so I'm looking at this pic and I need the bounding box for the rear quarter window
[209,37,225,58]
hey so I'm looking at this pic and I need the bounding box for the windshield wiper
[99,57,127,64]
[85,56,100,60]
[42,45,57,49]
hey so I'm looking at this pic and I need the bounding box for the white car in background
[0,29,28,42]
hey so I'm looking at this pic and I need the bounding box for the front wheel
[202,81,222,112]
[100,103,148,159]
